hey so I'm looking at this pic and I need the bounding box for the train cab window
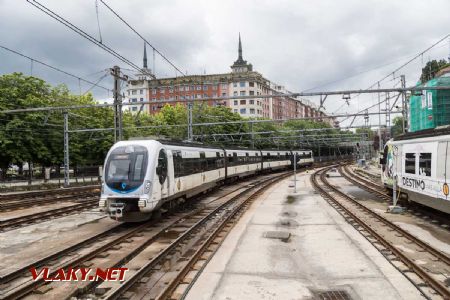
[419,153,432,176]
[405,153,416,174]
[156,149,168,184]
[133,154,144,181]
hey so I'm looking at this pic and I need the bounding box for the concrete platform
[185,171,424,300]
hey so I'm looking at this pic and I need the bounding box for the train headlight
[144,180,151,193]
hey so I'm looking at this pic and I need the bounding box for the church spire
[231,33,252,72]
[143,42,148,69]
[238,32,243,62]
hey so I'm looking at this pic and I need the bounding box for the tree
[420,59,449,83]
[391,116,404,138]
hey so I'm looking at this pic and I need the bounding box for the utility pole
[401,75,407,133]
[385,92,391,137]
[293,152,297,193]
[63,112,70,188]
[377,82,383,155]
[250,121,255,148]
[187,102,193,141]
[110,66,128,142]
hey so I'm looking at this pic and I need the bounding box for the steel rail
[102,172,292,300]
[0,198,98,232]
[312,166,450,299]
[339,165,391,202]
[0,192,98,212]
[2,173,283,299]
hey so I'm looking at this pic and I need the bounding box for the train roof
[394,125,450,141]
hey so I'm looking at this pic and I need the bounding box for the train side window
[156,149,168,184]
[419,153,432,176]
[200,152,206,170]
[405,153,416,174]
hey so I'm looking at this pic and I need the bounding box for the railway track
[0,172,291,300]
[0,192,98,212]
[340,165,450,230]
[0,186,99,212]
[312,165,450,299]
[0,197,99,232]
[97,171,292,300]
[339,165,392,203]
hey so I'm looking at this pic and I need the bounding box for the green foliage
[0,73,358,178]
[420,59,449,83]
[391,116,404,138]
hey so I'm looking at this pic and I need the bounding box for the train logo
[443,183,449,197]
[121,182,127,189]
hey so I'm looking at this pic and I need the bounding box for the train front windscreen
[105,145,148,193]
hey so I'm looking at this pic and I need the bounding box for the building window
[239,81,245,87]
[240,91,246,96]
[250,108,255,114]
[152,89,157,94]
[240,100,246,105]
[131,98,137,102]
[203,85,208,90]
[185,86,190,91]
[419,153,431,176]
[250,100,254,104]
[221,83,228,89]
[234,109,238,113]
[222,92,226,97]
[233,82,237,87]
[249,82,254,87]
[212,85,218,90]
[240,108,246,114]
[169,88,173,93]
[234,100,238,105]
[132,106,138,111]
[152,106,157,111]
[140,89,143,94]
[131,90,137,95]
[405,153,415,174]
[152,98,156,101]
[140,98,143,101]
[196,85,201,90]
[233,91,238,96]
[249,91,254,96]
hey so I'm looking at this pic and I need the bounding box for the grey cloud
[1,0,449,127]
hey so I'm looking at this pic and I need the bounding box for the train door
[155,148,169,199]
[166,149,175,196]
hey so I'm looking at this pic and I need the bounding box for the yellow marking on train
[443,183,449,196]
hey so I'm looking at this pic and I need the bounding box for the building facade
[126,35,337,126]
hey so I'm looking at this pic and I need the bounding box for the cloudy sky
[1,0,449,127]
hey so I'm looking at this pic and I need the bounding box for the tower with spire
[138,42,155,80]
[143,43,148,69]
[231,33,253,73]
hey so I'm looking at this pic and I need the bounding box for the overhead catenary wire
[99,0,186,76]
[27,0,152,78]
[339,33,450,126]
[0,44,111,92]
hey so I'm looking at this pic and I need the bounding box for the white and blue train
[99,140,313,222]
